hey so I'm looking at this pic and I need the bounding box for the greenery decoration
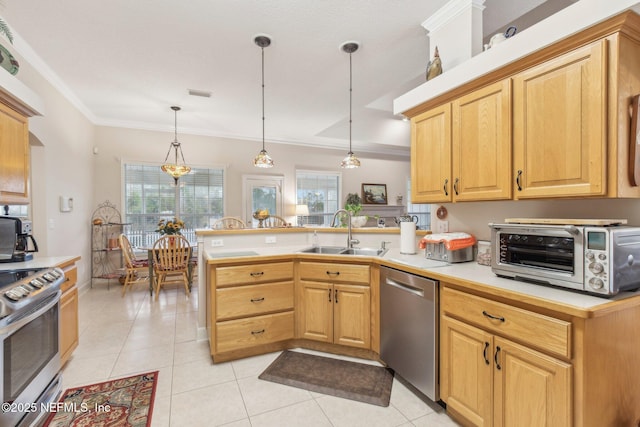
[0,18,14,44]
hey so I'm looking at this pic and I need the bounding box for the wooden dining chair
[118,234,150,296]
[212,217,247,229]
[264,215,288,228]
[152,235,191,300]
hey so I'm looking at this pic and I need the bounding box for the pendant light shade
[254,35,274,168]
[340,41,361,169]
[161,106,191,183]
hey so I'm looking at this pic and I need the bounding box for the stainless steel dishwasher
[380,266,439,401]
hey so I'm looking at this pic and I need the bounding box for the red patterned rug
[43,371,158,427]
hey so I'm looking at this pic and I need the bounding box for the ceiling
[1,0,574,157]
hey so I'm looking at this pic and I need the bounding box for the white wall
[434,198,640,241]
[92,125,411,222]
[9,50,95,288]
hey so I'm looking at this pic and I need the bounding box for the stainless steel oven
[0,268,64,427]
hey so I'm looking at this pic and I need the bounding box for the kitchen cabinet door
[0,102,29,204]
[493,337,572,427]
[513,40,607,199]
[441,315,493,427]
[452,80,512,201]
[60,286,79,366]
[333,283,370,349]
[411,104,451,203]
[298,280,333,343]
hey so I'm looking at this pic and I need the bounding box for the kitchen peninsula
[196,227,640,427]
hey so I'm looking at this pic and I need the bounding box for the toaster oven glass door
[499,233,575,273]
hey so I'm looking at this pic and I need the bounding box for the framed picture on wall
[362,183,387,205]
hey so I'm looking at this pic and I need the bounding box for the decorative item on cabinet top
[426,46,442,81]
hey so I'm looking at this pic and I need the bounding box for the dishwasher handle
[384,277,425,297]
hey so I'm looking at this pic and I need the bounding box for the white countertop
[0,255,79,271]
[205,246,640,311]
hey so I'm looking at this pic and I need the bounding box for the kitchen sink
[299,246,388,257]
[340,247,388,256]
[299,246,347,254]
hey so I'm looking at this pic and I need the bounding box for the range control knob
[589,263,604,274]
[589,277,605,290]
[586,252,595,261]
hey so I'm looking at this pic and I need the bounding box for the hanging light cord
[348,51,353,154]
[261,45,266,152]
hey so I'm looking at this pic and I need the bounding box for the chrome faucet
[331,209,360,249]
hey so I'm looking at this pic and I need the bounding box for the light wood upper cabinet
[452,80,512,201]
[405,12,640,202]
[513,40,607,199]
[411,104,451,203]
[410,80,511,204]
[0,102,29,204]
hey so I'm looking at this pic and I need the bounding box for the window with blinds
[123,163,224,243]
[296,170,341,226]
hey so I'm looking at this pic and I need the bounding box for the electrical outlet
[437,220,449,233]
[265,236,277,244]
[211,239,224,247]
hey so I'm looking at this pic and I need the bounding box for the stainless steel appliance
[490,222,640,296]
[0,217,39,263]
[420,232,476,263]
[0,267,65,427]
[380,266,439,401]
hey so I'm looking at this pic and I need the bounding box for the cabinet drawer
[216,262,293,287]
[298,262,370,284]
[216,311,294,353]
[216,281,293,321]
[441,287,571,358]
[60,266,78,293]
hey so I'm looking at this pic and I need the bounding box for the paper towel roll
[400,221,417,254]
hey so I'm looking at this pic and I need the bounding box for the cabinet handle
[494,346,502,370]
[482,310,505,322]
[250,272,264,277]
[516,170,523,191]
[328,289,332,302]
[250,297,265,303]
[443,179,449,196]
[483,342,490,365]
[251,329,265,335]
[334,289,339,303]
[453,178,459,196]
[326,271,340,276]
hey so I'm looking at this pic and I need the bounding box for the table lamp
[295,204,310,226]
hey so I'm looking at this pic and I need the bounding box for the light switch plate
[211,239,224,247]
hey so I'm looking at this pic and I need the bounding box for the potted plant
[345,193,368,227]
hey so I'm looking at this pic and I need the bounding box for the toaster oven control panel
[585,230,609,293]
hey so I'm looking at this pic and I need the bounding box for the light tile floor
[62,282,460,427]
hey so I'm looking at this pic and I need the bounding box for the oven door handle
[490,223,580,235]
[0,291,60,336]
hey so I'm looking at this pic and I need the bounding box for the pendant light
[340,41,361,169]
[161,106,191,184]
[253,35,274,168]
